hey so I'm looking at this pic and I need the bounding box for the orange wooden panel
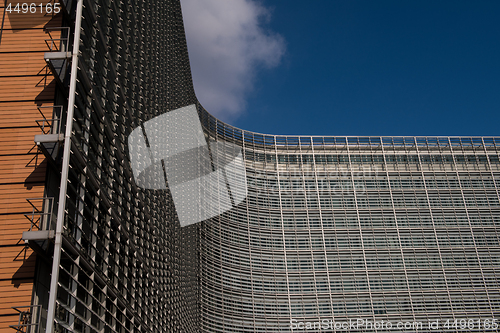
[0,215,35,246]
[0,127,45,155]
[0,28,58,52]
[0,302,33,318]
[0,145,41,157]
[0,101,56,127]
[0,153,45,170]
[0,184,44,195]
[0,279,33,293]
[0,189,43,205]
[0,278,34,317]
[0,183,45,215]
[0,51,49,76]
[0,194,46,214]
[0,315,33,331]
[0,192,46,220]
[0,154,47,183]
[0,125,43,133]
[0,279,33,315]
[0,101,55,112]
[0,213,32,223]
[0,301,32,317]
[0,235,26,247]
[0,76,56,102]
[0,246,35,280]
[0,4,55,328]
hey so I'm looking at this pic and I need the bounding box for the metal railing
[9,305,42,333]
[24,197,55,232]
[44,27,70,52]
[35,105,63,135]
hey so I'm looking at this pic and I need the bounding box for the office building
[1,0,499,332]
[198,112,500,331]
[1,1,198,332]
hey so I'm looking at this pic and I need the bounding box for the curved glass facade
[22,1,200,332]
[198,108,500,332]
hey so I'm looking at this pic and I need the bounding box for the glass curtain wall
[199,109,500,332]
[39,0,199,332]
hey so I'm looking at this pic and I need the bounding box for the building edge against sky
[1,1,500,333]
[0,0,199,331]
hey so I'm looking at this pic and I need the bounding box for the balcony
[9,305,42,333]
[44,27,71,85]
[22,197,55,257]
[34,105,64,163]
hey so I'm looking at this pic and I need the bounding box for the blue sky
[182,0,500,136]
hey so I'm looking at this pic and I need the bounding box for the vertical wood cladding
[0,2,61,330]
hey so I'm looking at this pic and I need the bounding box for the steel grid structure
[198,109,500,332]
[24,0,199,332]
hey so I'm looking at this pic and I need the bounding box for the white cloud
[180,0,285,120]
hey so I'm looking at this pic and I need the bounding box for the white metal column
[45,0,84,331]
